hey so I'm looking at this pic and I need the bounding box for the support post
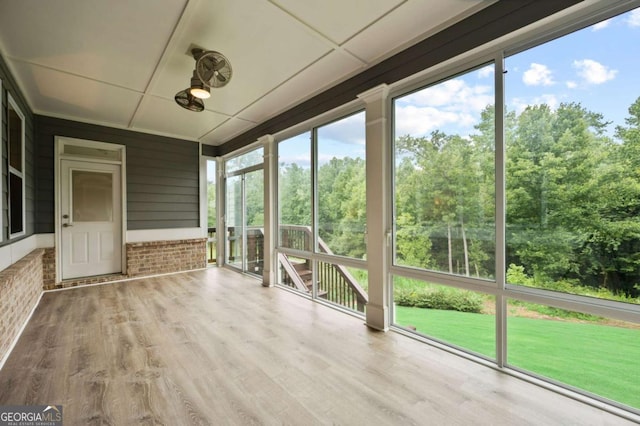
[358,84,391,331]
[260,134,276,287]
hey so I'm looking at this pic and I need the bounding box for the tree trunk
[461,220,470,276]
[447,224,453,274]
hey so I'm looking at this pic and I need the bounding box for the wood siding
[34,116,200,232]
[218,0,583,155]
[0,54,35,247]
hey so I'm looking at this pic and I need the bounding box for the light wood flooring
[0,268,635,425]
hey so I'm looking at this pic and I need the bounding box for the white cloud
[592,19,611,31]
[317,111,366,146]
[510,94,559,115]
[394,78,493,137]
[522,63,554,86]
[477,66,494,79]
[566,81,578,89]
[573,59,617,84]
[627,9,640,27]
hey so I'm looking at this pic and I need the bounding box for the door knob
[63,223,73,228]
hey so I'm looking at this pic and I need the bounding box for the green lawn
[395,306,640,410]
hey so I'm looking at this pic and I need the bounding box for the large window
[394,65,496,279]
[8,94,25,238]
[505,7,640,304]
[276,112,368,314]
[278,132,311,250]
[388,4,640,415]
[316,111,366,259]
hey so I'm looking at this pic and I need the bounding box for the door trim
[54,137,127,282]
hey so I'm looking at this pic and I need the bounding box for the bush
[395,286,483,313]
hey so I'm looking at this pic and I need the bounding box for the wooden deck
[0,268,634,425]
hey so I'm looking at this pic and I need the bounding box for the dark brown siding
[0,54,35,247]
[34,116,200,232]
[218,0,583,155]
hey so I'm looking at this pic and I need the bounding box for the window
[387,5,640,414]
[0,77,2,240]
[393,65,496,279]
[8,94,25,238]
[316,111,366,259]
[278,132,311,250]
[276,112,368,314]
[505,6,640,304]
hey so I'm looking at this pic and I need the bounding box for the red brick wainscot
[0,249,44,363]
[126,238,207,277]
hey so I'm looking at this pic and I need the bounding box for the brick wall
[42,248,56,290]
[126,238,207,277]
[0,249,44,364]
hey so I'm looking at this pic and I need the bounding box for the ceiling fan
[175,47,233,112]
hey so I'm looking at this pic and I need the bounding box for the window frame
[0,77,3,242]
[7,93,26,239]
[386,2,640,416]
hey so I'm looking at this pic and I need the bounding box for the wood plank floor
[0,268,635,425]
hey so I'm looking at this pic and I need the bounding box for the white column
[260,134,276,287]
[358,84,391,331]
[216,158,225,266]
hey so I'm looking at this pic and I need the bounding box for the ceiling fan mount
[175,45,233,112]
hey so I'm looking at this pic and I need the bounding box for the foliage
[276,94,640,303]
[394,285,483,313]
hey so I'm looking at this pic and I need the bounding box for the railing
[207,227,217,264]
[211,224,367,312]
[279,225,368,313]
[212,226,264,276]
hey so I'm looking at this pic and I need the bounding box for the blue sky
[279,6,640,167]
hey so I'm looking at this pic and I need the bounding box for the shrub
[395,286,483,313]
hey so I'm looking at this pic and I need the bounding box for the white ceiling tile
[131,96,228,141]
[149,0,332,116]
[271,0,403,45]
[10,61,140,126]
[237,50,364,124]
[200,117,257,146]
[0,0,187,91]
[344,0,486,64]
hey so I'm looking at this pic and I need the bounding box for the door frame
[54,137,127,282]
[224,163,263,274]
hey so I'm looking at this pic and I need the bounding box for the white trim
[0,233,54,273]
[126,227,206,243]
[273,98,362,144]
[55,137,126,279]
[7,93,26,239]
[199,144,208,232]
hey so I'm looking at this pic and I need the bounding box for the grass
[395,306,640,410]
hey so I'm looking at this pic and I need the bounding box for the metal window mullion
[311,129,319,299]
[494,51,507,368]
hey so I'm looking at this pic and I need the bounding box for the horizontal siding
[35,115,200,232]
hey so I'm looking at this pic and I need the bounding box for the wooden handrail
[280,225,369,309]
[277,252,309,292]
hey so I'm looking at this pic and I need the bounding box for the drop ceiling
[0,0,492,146]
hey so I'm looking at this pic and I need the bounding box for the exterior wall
[0,249,43,364]
[34,115,200,233]
[0,54,35,247]
[126,238,207,277]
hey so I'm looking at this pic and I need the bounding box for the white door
[60,160,122,279]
